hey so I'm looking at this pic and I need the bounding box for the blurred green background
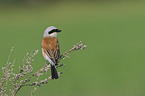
[1,0,145,96]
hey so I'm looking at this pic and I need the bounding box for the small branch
[0,41,87,96]
[0,47,14,95]
[14,41,86,96]
[13,64,49,96]
[60,41,87,60]
[31,86,38,96]
[13,85,23,96]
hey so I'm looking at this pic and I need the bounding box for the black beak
[57,29,61,32]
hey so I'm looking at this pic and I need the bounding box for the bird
[41,26,61,79]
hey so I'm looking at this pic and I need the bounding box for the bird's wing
[42,37,60,64]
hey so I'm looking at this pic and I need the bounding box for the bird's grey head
[43,26,61,37]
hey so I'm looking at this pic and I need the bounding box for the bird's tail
[51,65,59,79]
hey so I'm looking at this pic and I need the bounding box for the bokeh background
[1,0,145,96]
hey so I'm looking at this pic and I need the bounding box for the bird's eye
[48,31,53,34]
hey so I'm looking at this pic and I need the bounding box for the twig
[13,64,48,96]
[60,41,87,60]
[0,41,87,96]
[0,47,14,95]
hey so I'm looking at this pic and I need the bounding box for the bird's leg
[56,63,65,68]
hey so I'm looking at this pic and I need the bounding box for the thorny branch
[0,41,87,96]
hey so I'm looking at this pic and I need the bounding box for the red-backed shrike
[42,26,61,79]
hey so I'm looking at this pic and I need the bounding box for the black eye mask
[48,29,61,34]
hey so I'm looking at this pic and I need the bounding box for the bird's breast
[42,37,58,50]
